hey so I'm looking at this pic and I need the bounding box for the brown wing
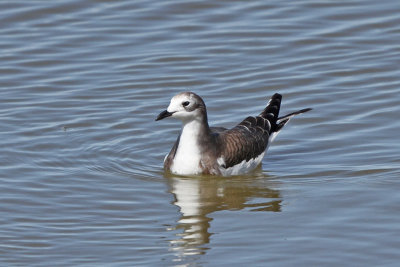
[217,117,270,168]
[217,93,282,168]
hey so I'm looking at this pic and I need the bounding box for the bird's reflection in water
[164,169,282,261]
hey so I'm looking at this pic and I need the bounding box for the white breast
[170,120,203,175]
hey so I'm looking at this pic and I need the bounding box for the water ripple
[1,0,400,265]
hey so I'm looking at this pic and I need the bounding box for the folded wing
[217,93,282,168]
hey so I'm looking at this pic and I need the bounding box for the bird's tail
[275,107,312,132]
[261,93,312,143]
[257,92,312,137]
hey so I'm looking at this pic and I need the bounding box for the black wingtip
[298,108,312,114]
[260,93,282,121]
[271,93,282,99]
[277,107,312,121]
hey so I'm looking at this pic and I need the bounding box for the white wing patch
[217,157,225,167]
[218,152,265,176]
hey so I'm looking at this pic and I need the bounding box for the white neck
[170,119,204,175]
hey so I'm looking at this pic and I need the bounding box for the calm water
[1,0,400,266]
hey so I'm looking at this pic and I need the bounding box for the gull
[156,92,311,176]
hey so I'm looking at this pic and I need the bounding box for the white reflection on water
[165,173,282,260]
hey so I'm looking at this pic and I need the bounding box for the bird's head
[156,92,207,123]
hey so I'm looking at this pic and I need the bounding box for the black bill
[155,110,174,121]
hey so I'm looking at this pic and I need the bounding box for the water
[1,0,400,266]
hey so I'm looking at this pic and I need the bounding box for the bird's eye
[182,101,190,107]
